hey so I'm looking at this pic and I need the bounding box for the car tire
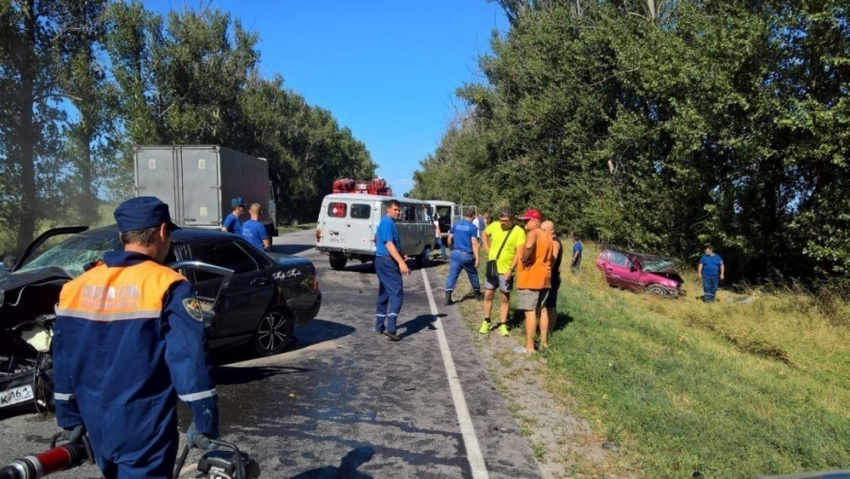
[252,308,294,356]
[645,284,668,297]
[329,255,347,270]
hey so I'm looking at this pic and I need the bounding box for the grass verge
[444,240,850,479]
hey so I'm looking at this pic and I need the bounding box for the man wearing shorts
[480,207,525,336]
[541,221,562,335]
[516,209,553,352]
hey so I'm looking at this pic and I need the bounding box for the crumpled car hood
[0,266,73,293]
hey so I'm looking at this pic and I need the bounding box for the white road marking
[421,268,490,479]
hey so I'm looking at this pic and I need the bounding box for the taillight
[312,267,319,290]
[316,229,321,243]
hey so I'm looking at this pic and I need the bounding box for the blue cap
[114,196,180,233]
[231,197,246,208]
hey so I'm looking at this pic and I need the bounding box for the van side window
[350,204,371,219]
[328,202,347,218]
[415,207,425,222]
[402,205,416,222]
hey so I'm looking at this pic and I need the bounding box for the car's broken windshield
[19,234,121,277]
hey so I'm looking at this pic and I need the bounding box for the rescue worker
[221,197,246,234]
[53,196,219,479]
[375,199,409,341]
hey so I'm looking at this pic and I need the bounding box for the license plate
[0,384,34,408]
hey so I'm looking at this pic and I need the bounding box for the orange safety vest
[516,229,553,290]
[57,261,185,322]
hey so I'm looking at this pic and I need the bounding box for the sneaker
[478,320,491,334]
[499,324,509,336]
[474,290,485,301]
[383,331,401,341]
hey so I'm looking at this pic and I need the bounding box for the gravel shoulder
[436,259,639,479]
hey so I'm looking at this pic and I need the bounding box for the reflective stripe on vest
[57,261,185,322]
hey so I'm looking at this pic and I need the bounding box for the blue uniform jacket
[53,251,218,463]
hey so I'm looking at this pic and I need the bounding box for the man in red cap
[515,208,553,353]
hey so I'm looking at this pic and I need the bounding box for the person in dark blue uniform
[53,197,219,479]
[444,207,483,305]
[221,197,246,234]
[375,199,409,341]
[571,235,583,274]
[698,245,725,302]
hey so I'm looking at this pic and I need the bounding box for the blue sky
[147,0,508,196]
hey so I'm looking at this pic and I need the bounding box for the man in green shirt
[480,206,526,336]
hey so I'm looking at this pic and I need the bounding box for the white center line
[421,268,490,479]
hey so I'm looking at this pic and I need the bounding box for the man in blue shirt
[698,245,725,302]
[221,197,246,234]
[571,235,583,274]
[445,207,482,305]
[241,203,270,252]
[375,200,409,341]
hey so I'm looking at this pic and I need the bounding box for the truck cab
[316,194,436,270]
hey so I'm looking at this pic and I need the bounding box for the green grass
[446,242,850,479]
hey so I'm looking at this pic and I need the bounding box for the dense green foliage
[412,0,850,281]
[0,0,374,253]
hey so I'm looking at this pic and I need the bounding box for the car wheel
[329,255,347,270]
[645,284,668,297]
[252,308,294,356]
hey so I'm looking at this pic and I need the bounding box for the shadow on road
[336,259,442,275]
[212,319,355,366]
[271,243,315,255]
[289,318,356,351]
[289,446,376,479]
[399,313,445,339]
[216,365,311,385]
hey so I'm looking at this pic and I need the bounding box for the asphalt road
[0,228,543,479]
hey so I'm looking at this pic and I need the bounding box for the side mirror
[630,264,638,272]
[3,255,18,272]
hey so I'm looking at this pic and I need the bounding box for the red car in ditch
[595,247,684,297]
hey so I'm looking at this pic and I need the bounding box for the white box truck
[134,145,278,237]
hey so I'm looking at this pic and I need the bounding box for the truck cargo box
[134,145,277,236]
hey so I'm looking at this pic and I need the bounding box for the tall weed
[542,239,850,478]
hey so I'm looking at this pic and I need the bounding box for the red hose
[0,441,90,479]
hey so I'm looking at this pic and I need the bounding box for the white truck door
[347,200,377,254]
[135,147,180,222]
[319,199,350,250]
[179,147,221,227]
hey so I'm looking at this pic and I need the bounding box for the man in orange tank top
[515,209,553,353]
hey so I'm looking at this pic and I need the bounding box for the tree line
[0,0,375,253]
[411,0,850,283]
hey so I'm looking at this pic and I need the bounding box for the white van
[426,200,477,240]
[316,193,436,270]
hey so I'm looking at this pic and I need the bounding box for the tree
[0,0,107,251]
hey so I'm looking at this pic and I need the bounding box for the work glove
[58,424,86,443]
[187,422,220,450]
